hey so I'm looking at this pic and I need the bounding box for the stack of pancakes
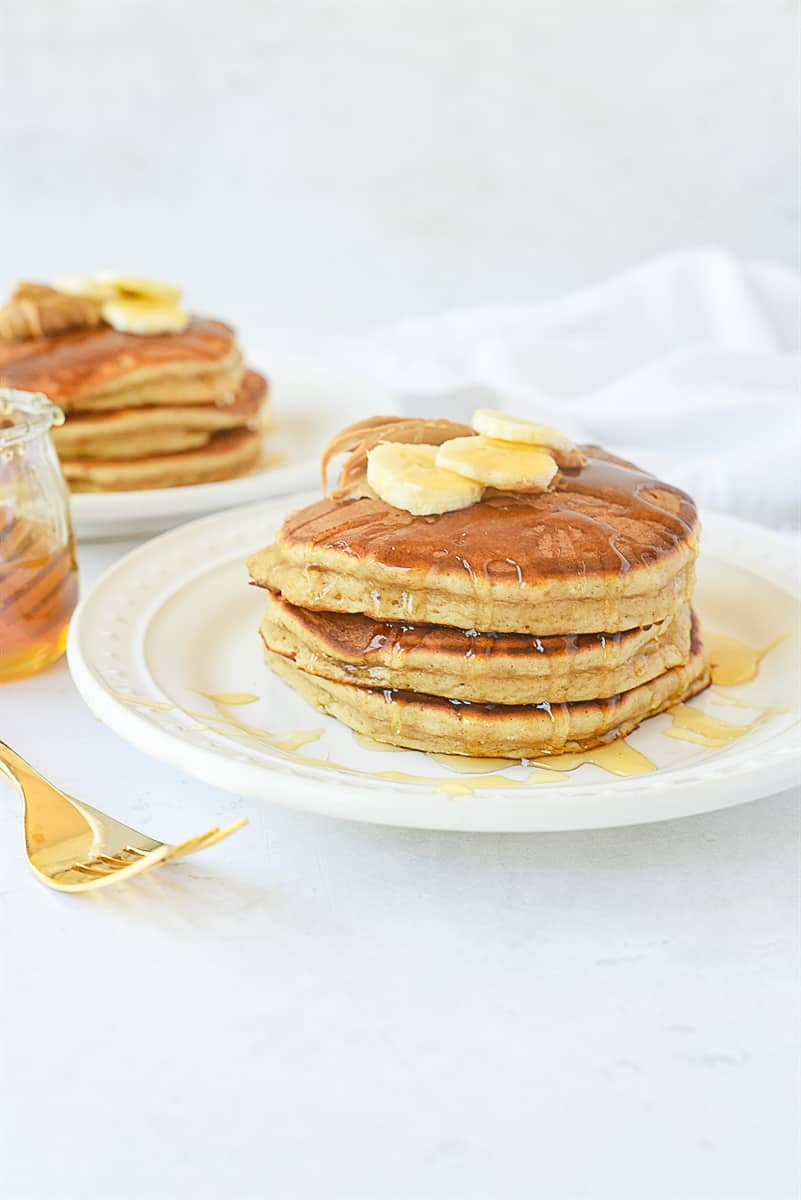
[247,417,709,758]
[0,318,268,490]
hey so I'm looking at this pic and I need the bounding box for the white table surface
[1,535,799,1200]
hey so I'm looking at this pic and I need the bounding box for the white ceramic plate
[67,497,801,832]
[69,351,396,540]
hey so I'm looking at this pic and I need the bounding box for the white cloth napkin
[332,250,801,529]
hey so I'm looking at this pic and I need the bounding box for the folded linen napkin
[332,250,801,529]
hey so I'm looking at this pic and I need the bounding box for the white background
[1,1,798,328]
[1,4,800,1198]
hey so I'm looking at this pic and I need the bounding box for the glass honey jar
[0,389,79,681]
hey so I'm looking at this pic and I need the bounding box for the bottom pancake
[261,633,710,757]
[61,426,263,491]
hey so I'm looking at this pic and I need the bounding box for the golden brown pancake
[259,592,693,704]
[248,448,699,635]
[262,623,710,757]
[248,417,708,757]
[1,314,270,490]
[52,370,269,460]
[0,318,242,413]
[61,426,263,491]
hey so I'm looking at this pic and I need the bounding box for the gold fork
[0,740,246,892]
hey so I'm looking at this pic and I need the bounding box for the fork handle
[0,741,45,793]
[0,739,29,787]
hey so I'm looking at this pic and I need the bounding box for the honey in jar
[0,390,78,681]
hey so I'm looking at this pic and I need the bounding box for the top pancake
[0,318,240,412]
[248,448,699,634]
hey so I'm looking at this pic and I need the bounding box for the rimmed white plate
[67,497,801,832]
[70,351,396,540]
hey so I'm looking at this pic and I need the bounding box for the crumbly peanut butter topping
[321,413,587,516]
[0,274,188,340]
[321,416,474,500]
[0,283,102,340]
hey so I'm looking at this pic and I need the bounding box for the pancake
[61,426,263,491]
[247,448,699,635]
[53,364,245,412]
[52,370,269,460]
[249,415,708,756]
[0,318,242,413]
[261,624,710,757]
[260,591,693,704]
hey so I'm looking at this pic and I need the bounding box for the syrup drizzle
[704,631,787,686]
[110,625,788,796]
[658,630,788,747]
[280,451,699,594]
[113,691,323,753]
[531,740,656,777]
[353,733,404,752]
[430,753,521,775]
[112,693,174,712]
[663,703,766,748]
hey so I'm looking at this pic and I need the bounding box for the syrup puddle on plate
[709,687,762,710]
[705,631,787,686]
[430,753,521,775]
[352,733,654,787]
[530,740,656,778]
[661,629,789,747]
[111,692,173,712]
[664,703,768,749]
[353,733,404,753]
[354,735,654,783]
[111,627,789,796]
[113,690,324,754]
[195,708,324,753]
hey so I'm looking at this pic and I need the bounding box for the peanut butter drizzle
[321,415,473,498]
[0,282,102,340]
[193,690,259,706]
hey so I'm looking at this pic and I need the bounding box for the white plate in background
[69,351,396,540]
[67,498,801,833]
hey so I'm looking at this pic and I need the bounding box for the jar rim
[0,389,65,449]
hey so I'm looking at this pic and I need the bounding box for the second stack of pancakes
[0,285,269,490]
[248,416,709,757]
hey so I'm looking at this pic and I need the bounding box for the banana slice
[101,298,190,336]
[436,435,557,493]
[366,443,484,516]
[55,275,119,302]
[96,273,183,304]
[472,409,585,467]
